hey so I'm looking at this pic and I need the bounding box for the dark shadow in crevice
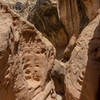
[51,61,66,100]
[77,0,89,32]
[27,3,68,60]
[96,78,100,100]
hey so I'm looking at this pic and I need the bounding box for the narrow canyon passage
[0,0,100,100]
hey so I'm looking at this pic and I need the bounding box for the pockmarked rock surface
[0,0,100,100]
[0,1,60,100]
[4,0,100,60]
[5,0,67,59]
[65,14,100,100]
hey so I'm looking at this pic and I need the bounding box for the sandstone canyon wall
[65,14,100,100]
[0,1,57,100]
[58,0,100,60]
[0,0,100,100]
[58,1,100,100]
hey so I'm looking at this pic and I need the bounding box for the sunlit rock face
[4,0,67,59]
[0,1,58,100]
[4,0,100,60]
[0,0,100,100]
[65,14,100,100]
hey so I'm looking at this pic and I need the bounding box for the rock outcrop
[0,0,100,100]
[27,0,68,59]
[5,0,100,60]
[65,13,100,100]
[58,0,100,60]
[0,1,59,100]
[5,0,68,59]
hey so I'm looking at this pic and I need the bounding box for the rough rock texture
[5,0,67,59]
[27,0,68,59]
[65,14,100,100]
[51,60,66,100]
[3,0,37,19]
[5,0,100,60]
[58,0,100,36]
[0,0,100,100]
[58,0,100,60]
[0,1,60,100]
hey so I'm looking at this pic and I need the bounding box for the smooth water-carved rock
[58,0,100,60]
